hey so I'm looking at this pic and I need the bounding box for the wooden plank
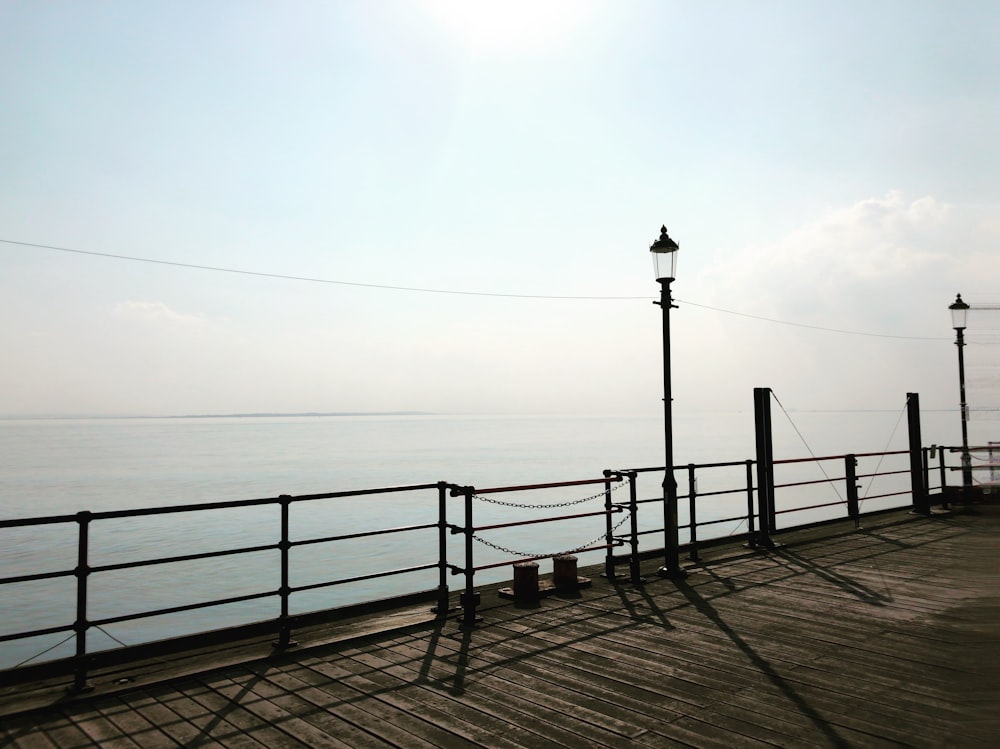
[301,655,543,749]
[94,688,205,748]
[63,703,146,749]
[85,694,189,747]
[197,672,344,749]
[380,632,655,737]
[365,636,648,745]
[260,664,453,749]
[179,674,313,748]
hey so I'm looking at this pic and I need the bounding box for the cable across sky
[1,237,950,340]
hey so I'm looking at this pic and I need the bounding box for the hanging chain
[471,506,632,559]
[473,478,628,509]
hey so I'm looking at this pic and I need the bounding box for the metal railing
[0,442,961,690]
[0,482,449,691]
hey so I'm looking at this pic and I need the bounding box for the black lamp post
[650,226,683,578]
[949,293,973,491]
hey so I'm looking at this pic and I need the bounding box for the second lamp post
[650,226,684,578]
[949,293,973,491]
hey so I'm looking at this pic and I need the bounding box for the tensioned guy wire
[1,237,949,339]
[771,390,845,504]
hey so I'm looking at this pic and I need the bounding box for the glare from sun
[420,0,595,58]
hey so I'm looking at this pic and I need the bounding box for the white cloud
[697,191,982,322]
[113,301,210,326]
[663,192,1000,416]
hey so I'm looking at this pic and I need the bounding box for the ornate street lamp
[650,226,683,578]
[949,293,973,491]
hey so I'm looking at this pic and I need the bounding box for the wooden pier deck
[3,502,999,748]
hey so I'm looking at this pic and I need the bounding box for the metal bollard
[553,555,579,589]
[512,561,540,600]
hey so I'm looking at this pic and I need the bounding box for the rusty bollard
[512,561,540,600]
[553,554,579,590]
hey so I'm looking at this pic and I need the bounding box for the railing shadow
[673,577,852,748]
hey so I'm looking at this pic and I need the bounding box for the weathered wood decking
[3,502,999,748]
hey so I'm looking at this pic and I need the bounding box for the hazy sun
[419,0,596,58]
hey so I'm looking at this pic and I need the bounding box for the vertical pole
[907,393,930,515]
[602,470,616,580]
[763,398,776,534]
[956,327,973,491]
[845,455,860,528]
[657,278,682,578]
[754,388,776,547]
[72,511,92,693]
[922,448,932,506]
[937,447,949,507]
[687,464,700,562]
[459,486,480,626]
[745,460,757,549]
[628,472,642,585]
[276,495,295,648]
[434,482,451,616]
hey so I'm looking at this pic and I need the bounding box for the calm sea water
[0,409,960,669]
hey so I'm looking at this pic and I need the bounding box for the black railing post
[434,481,451,616]
[276,495,296,648]
[922,447,932,504]
[602,470,617,580]
[687,464,700,562]
[627,472,642,584]
[72,511,92,693]
[937,447,949,507]
[458,486,480,626]
[745,460,757,549]
[754,387,776,547]
[845,455,860,528]
[907,393,930,515]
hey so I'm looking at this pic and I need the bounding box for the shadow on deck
[3,501,999,748]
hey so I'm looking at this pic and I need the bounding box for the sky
[2,1,999,440]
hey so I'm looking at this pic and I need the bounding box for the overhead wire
[0,238,641,300]
[0,237,951,339]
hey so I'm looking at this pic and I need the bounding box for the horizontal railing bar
[3,483,446,528]
[472,477,618,495]
[292,563,439,592]
[471,543,612,573]
[623,459,751,473]
[775,477,846,490]
[775,500,844,515]
[636,497,663,506]
[0,623,74,644]
[0,568,74,586]
[683,459,753,470]
[93,496,279,520]
[687,487,748,499]
[860,490,911,501]
[473,508,616,533]
[293,522,439,548]
[857,469,910,479]
[0,515,78,529]
[852,450,910,458]
[694,515,751,528]
[775,450,907,466]
[93,590,277,627]
[91,543,280,574]
[288,483,444,502]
